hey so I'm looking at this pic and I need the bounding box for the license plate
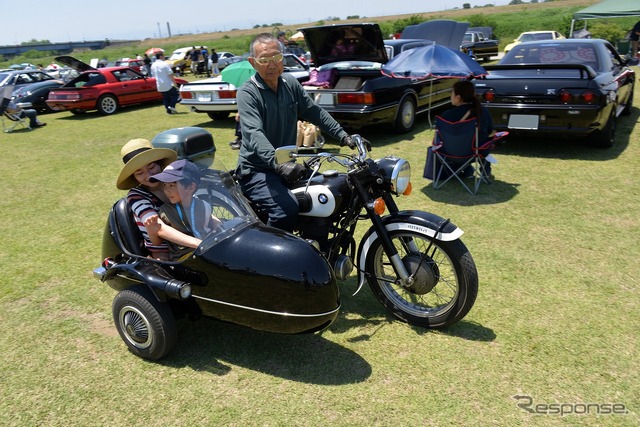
[197,93,212,102]
[316,93,334,106]
[508,114,539,130]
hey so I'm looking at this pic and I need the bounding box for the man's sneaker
[229,140,241,150]
[168,107,178,114]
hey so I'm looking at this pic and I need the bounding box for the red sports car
[46,56,187,115]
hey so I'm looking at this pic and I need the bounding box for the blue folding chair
[429,115,507,195]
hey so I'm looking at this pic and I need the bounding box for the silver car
[179,54,310,121]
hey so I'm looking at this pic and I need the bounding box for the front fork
[352,180,415,287]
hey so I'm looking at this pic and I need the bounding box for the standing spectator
[143,53,152,76]
[150,52,179,114]
[630,20,640,58]
[190,46,201,75]
[229,113,242,150]
[210,49,219,75]
[277,31,288,48]
[200,46,210,77]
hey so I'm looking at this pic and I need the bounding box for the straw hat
[116,138,177,190]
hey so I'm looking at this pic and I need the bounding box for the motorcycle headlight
[376,157,411,195]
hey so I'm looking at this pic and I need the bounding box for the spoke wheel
[365,229,478,328]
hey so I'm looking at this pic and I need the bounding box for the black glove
[340,135,356,149]
[276,162,306,184]
[340,134,371,152]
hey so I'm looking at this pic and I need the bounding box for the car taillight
[337,93,375,105]
[482,89,495,102]
[581,90,596,103]
[181,91,193,99]
[558,90,572,103]
[51,92,81,100]
[218,90,237,99]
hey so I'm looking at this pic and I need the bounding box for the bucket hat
[116,138,177,190]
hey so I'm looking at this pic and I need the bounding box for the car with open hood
[299,23,458,133]
[45,56,187,115]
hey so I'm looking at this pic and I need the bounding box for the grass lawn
[0,77,638,426]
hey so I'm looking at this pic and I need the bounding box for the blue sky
[0,0,508,45]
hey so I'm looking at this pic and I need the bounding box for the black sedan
[300,23,458,133]
[473,39,635,147]
[11,79,65,113]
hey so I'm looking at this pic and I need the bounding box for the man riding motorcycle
[235,32,357,232]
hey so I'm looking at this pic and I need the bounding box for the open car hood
[55,56,97,72]
[400,20,469,50]
[299,23,388,67]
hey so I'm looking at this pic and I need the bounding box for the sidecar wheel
[112,285,177,360]
[365,229,478,329]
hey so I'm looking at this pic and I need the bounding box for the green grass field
[2,0,640,422]
[1,76,638,425]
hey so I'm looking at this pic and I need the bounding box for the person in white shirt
[150,52,179,114]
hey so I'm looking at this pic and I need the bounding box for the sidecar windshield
[189,167,259,253]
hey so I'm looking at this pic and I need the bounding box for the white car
[207,51,235,71]
[179,54,310,120]
[503,31,565,54]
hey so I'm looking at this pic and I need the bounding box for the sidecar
[94,127,340,360]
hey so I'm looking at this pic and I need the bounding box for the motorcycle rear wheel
[365,229,478,329]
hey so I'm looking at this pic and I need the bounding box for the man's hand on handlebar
[276,162,306,183]
[340,134,371,152]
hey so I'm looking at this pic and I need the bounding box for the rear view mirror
[274,145,319,164]
[274,145,298,164]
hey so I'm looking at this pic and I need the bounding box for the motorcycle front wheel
[364,229,478,329]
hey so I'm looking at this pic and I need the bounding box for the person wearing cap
[145,160,221,261]
[116,139,199,260]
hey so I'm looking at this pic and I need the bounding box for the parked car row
[179,54,310,120]
[44,56,187,115]
[4,25,636,150]
[164,46,235,74]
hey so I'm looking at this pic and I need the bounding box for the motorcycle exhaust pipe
[102,259,192,300]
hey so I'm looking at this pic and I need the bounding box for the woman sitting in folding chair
[423,80,507,194]
[440,80,494,177]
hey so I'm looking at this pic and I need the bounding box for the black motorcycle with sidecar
[95,127,478,360]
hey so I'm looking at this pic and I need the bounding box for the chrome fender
[356,210,463,291]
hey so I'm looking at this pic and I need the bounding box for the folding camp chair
[429,115,507,195]
[1,76,30,133]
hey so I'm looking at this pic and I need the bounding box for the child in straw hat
[116,138,200,260]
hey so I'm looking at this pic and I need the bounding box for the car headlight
[376,157,411,195]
